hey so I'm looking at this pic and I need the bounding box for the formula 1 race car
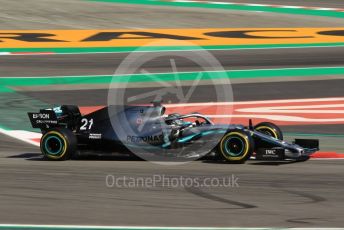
[28,102,319,163]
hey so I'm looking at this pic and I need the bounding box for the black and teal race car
[28,102,319,163]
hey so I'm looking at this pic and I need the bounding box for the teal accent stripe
[87,0,344,18]
[1,67,344,92]
[2,43,344,54]
[178,133,199,143]
[178,130,225,143]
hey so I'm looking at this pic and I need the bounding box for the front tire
[254,122,283,140]
[217,130,254,164]
[40,128,77,161]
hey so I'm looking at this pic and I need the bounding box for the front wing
[251,131,319,160]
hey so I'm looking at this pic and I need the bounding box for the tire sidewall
[218,130,254,163]
[40,128,77,160]
[254,122,283,140]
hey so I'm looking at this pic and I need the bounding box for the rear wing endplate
[28,110,58,129]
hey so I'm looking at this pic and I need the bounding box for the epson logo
[33,113,50,119]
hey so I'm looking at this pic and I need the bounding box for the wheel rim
[224,137,245,157]
[220,132,250,161]
[44,136,63,155]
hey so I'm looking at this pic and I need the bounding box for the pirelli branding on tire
[0,28,343,48]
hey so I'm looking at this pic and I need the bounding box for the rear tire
[254,122,283,140]
[40,128,77,161]
[217,130,254,164]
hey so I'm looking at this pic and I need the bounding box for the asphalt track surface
[1,49,344,227]
[2,47,344,77]
[0,155,343,227]
[1,0,344,228]
[0,0,343,30]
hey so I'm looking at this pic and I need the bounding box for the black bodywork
[28,103,319,161]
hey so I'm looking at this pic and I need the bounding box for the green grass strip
[2,43,344,54]
[0,85,14,93]
[1,67,344,92]
[88,0,344,18]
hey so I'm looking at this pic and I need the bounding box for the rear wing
[28,109,58,129]
[28,105,82,130]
